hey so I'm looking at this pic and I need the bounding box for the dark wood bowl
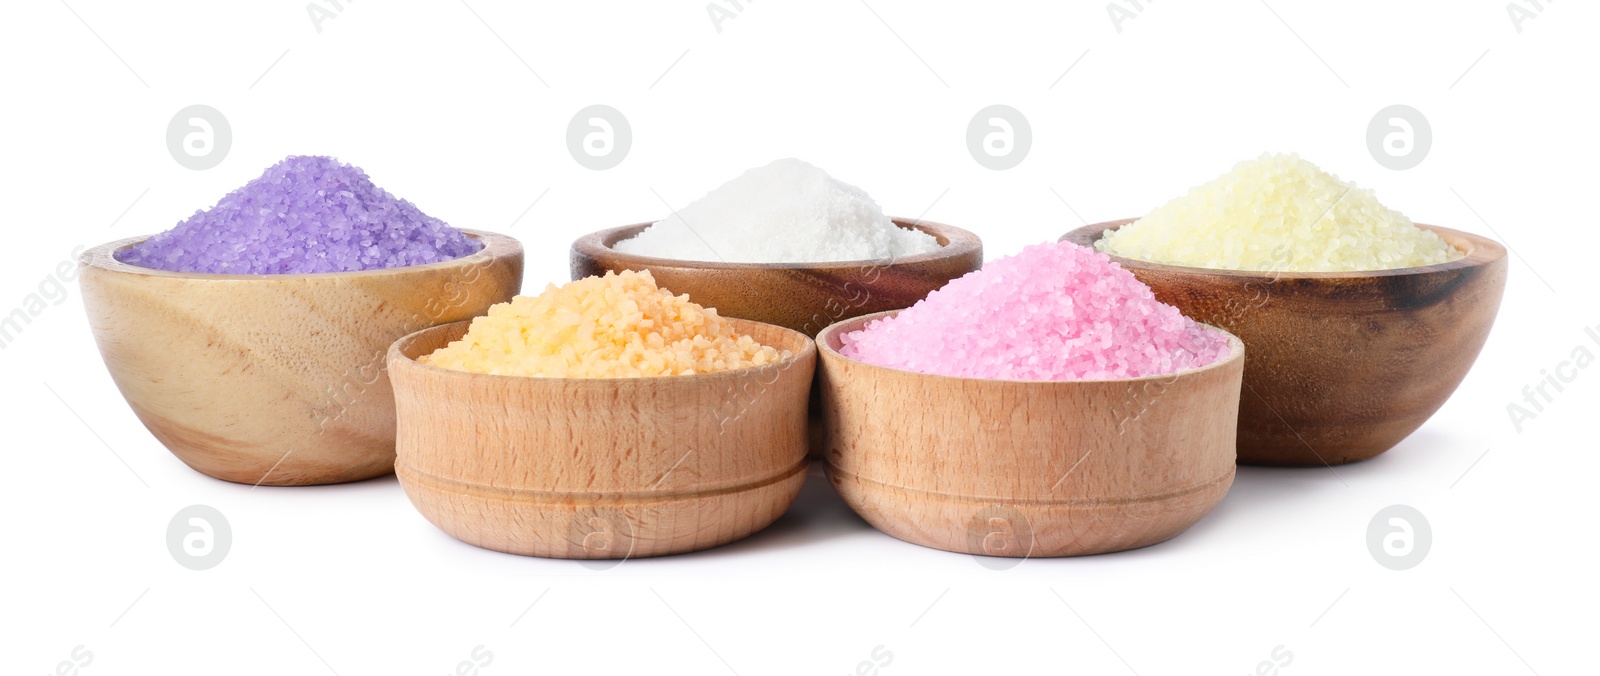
[570,219,982,337]
[1062,220,1507,467]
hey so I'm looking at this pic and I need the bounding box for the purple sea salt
[118,155,481,274]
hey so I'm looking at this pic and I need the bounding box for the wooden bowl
[1061,220,1507,466]
[817,311,1246,557]
[569,219,983,337]
[78,231,524,486]
[388,318,816,559]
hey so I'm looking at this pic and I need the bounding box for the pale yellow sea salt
[1096,153,1463,272]
[420,269,787,378]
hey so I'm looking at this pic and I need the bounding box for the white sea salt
[612,158,942,263]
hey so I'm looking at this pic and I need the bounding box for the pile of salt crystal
[119,155,480,274]
[839,241,1231,381]
[612,158,941,263]
[420,270,786,379]
[1096,153,1461,272]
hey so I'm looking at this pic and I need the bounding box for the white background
[2,1,1594,674]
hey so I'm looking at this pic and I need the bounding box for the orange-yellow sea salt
[420,270,787,378]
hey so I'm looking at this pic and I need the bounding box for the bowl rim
[1060,219,1508,280]
[816,309,1246,386]
[79,229,522,281]
[388,316,819,387]
[571,217,983,270]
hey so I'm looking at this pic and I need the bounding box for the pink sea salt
[838,242,1230,381]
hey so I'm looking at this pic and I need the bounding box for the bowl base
[135,405,396,486]
[826,464,1234,557]
[398,460,808,559]
[1235,414,1411,466]
[174,454,394,486]
[1237,441,1392,467]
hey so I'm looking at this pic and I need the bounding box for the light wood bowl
[1061,220,1507,466]
[388,318,816,559]
[573,218,981,458]
[569,219,983,337]
[817,311,1246,558]
[78,231,524,486]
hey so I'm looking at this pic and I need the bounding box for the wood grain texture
[78,231,524,486]
[1062,220,1507,466]
[570,219,983,337]
[817,311,1245,557]
[574,219,980,459]
[389,318,816,559]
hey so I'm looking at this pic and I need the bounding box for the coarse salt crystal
[1096,153,1461,272]
[422,270,788,378]
[839,242,1230,381]
[118,155,480,274]
[612,158,941,263]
